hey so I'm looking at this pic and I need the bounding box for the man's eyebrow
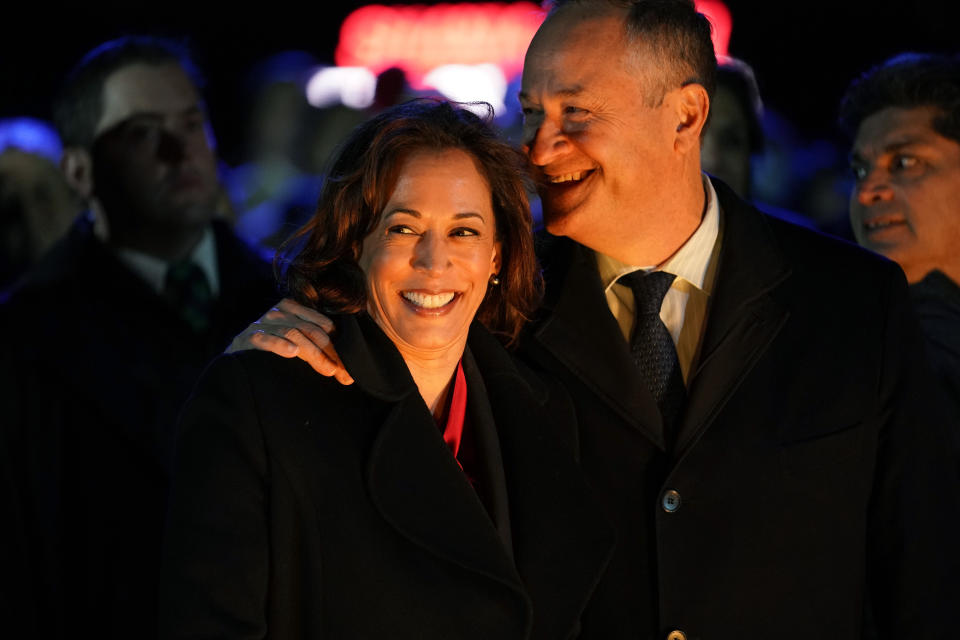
[124,105,205,121]
[881,137,934,153]
[98,105,204,142]
[850,134,937,162]
[518,85,585,102]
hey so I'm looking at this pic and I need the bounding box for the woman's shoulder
[466,322,572,413]
[466,323,579,454]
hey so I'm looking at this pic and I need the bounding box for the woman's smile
[400,290,460,313]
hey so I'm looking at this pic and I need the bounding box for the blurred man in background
[701,57,764,198]
[841,52,960,400]
[0,145,81,289]
[0,36,276,637]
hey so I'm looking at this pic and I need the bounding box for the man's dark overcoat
[520,178,960,639]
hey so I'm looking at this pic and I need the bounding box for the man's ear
[673,83,710,154]
[61,147,94,201]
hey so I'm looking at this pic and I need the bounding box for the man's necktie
[164,260,213,334]
[619,270,687,439]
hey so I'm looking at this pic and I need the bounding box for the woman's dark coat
[159,314,613,639]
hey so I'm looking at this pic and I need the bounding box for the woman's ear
[491,240,502,276]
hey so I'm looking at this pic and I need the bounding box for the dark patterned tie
[619,270,687,439]
[164,260,213,334]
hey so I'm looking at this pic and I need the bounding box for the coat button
[666,630,687,640]
[662,489,681,512]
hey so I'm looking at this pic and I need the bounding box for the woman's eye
[451,227,479,237]
[387,225,416,235]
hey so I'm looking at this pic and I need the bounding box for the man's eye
[521,107,542,122]
[892,155,918,171]
[564,106,588,117]
[851,165,868,181]
[183,117,205,132]
[126,123,158,142]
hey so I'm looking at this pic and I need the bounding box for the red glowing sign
[337,3,546,87]
[698,0,732,58]
[336,1,732,87]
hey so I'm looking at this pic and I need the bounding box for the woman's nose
[412,232,452,274]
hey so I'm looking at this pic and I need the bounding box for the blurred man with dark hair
[841,52,960,402]
[0,36,276,636]
[701,57,764,198]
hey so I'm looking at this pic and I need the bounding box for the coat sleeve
[868,263,960,638]
[158,354,271,639]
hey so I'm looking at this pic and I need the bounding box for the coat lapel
[532,237,666,449]
[468,325,615,639]
[335,315,527,600]
[673,180,792,456]
[460,348,515,558]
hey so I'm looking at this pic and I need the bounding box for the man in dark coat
[0,37,277,636]
[841,52,960,405]
[230,2,960,638]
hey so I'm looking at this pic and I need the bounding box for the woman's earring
[489,273,501,286]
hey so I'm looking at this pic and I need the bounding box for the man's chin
[542,202,581,238]
[153,202,216,233]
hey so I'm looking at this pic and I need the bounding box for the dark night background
[2,0,958,163]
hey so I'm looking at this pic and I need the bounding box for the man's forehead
[854,105,942,151]
[522,18,634,90]
[95,62,202,138]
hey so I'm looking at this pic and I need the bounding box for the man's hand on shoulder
[227,298,354,385]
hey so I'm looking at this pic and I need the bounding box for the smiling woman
[283,99,540,346]
[358,149,501,386]
[158,100,613,639]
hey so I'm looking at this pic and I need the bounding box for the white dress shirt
[595,175,722,383]
[114,226,220,297]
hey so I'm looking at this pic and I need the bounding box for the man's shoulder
[210,221,279,310]
[1,217,101,311]
[716,180,901,286]
[212,220,274,277]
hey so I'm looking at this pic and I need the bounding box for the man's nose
[525,118,570,167]
[412,232,452,274]
[855,168,895,207]
[157,128,188,163]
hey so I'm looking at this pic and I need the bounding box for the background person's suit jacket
[0,216,279,637]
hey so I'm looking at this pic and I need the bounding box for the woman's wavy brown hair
[278,99,542,346]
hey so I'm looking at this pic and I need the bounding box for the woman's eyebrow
[453,212,485,222]
[383,208,420,218]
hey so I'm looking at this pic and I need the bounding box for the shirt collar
[596,174,720,294]
[114,225,220,296]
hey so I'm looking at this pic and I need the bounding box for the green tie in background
[163,260,213,334]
